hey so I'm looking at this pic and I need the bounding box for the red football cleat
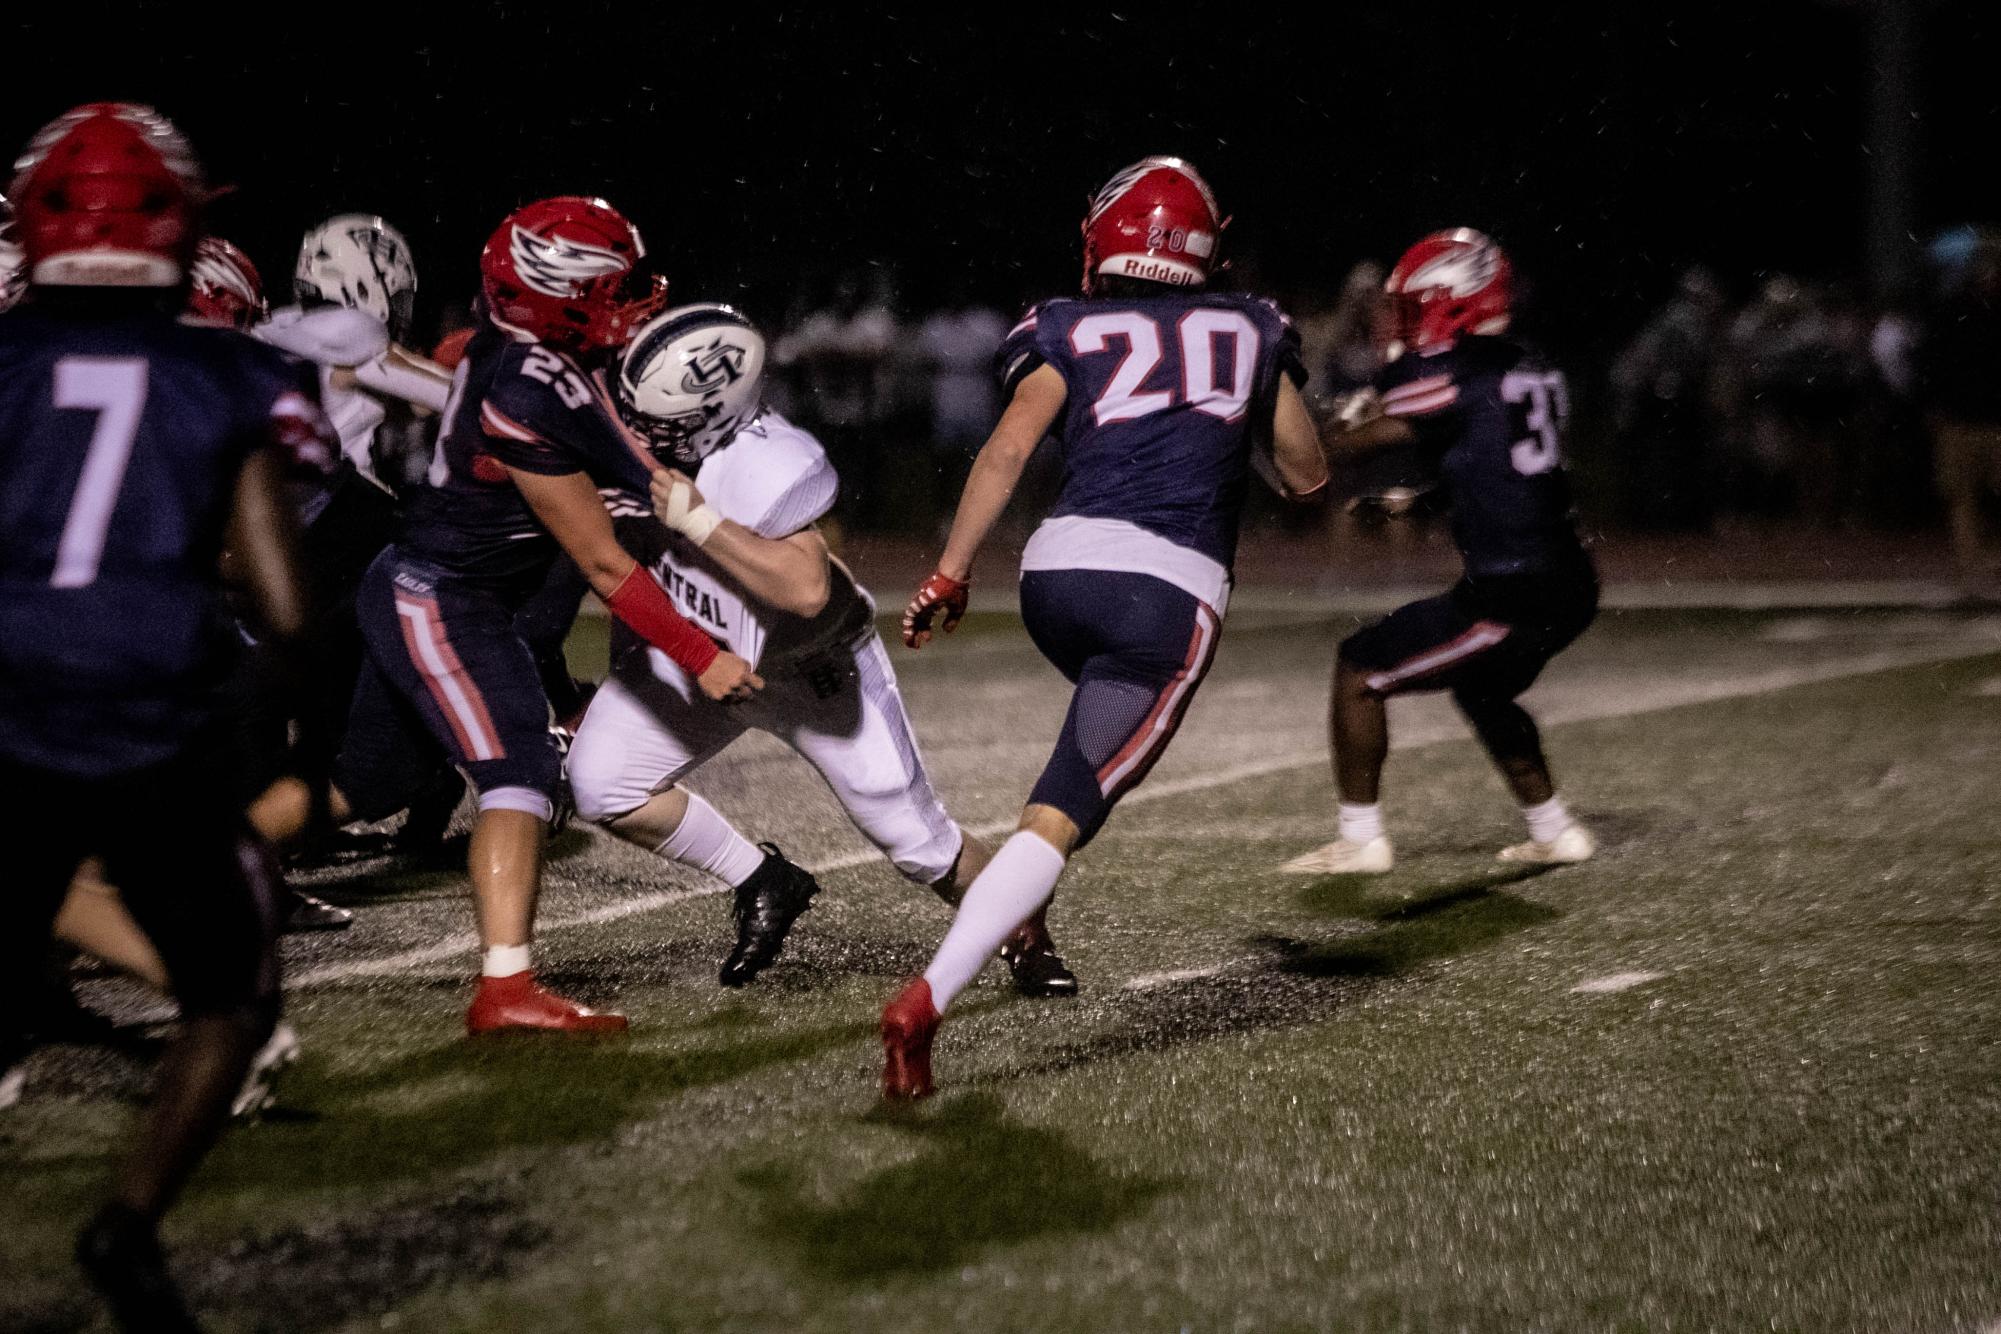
[465,971,629,1036]
[880,978,941,1100]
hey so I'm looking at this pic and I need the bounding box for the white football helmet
[615,303,767,465]
[295,213,417,338]
[0,196,24,312]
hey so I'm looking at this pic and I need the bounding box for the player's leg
[1454,567,1601,864]
[567,673,820,987]
[778,635,1077,995]
[1283,588,1506,875]
[354,553,622,1034]
[75,751,284,1330]
[885,572,1221,1097]
[514,555,595,731]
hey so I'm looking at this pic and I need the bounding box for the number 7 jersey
[1000,292,1304,576]
[0,303,332,777]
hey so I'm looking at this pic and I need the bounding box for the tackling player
[1281,229,1598,876]
[886,157,1330,1096]
[312,197,761,1035]
[568,305,1075,992]
[0,104,332,1328]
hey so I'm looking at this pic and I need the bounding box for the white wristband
[659,477,723,546]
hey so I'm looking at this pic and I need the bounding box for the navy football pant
[1339,557,1599,703]
[1020,569,1222,849]
[334,548,561,823]
[1,738,282,1042]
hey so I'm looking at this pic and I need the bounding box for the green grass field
[5,600,2001,1332]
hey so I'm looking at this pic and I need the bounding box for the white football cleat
[1280,836,1394,875]
[231,1022,300,1121]
[1498,824,1596,865]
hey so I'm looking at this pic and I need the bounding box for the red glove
[902,572,969,649]
[604,563,720,676]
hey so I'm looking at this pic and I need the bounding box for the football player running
[567,305,1075,992]
[306,197,759,1035]
[886,157,1330,1097]
[1282,229,1598,876]
[0,104,333,1328]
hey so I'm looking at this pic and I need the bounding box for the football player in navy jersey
[0,104,334,1329]
[294,196,762,1036]
[1283,229,1599,877]
[885,157,1330,1097]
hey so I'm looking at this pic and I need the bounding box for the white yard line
[287,641,1996,991]
[1570,971,1668,994]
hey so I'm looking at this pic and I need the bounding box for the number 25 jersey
[1000,292,1304,589]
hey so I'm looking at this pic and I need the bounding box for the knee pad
[564,735,649,826]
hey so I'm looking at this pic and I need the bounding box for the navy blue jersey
[1000,292,1304,567]
[1377,336,1584,576]
[400,326,655,591]
[0,302,333,777]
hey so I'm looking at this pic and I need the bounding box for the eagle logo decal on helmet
[1408,242,1501,298]
[508,226,631,298]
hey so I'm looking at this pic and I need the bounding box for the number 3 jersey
[1000,292,1304,610]
[1376,335,1585,577]
[0,303,333,776]
[609,410,866,673]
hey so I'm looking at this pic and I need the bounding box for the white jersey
[253,304,450,491]
[619,411,869,671]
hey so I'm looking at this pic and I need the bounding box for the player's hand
[902,571,970,649]
[652,469,722,545]
[697,650,763,703]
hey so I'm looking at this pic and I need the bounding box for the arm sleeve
[1376,356,1463,446]
[352,348,453,413]
[996,306,1051,397]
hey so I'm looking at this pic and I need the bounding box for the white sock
[922,831,1067,1012]
[1522,795,1572,843]
[657,791,766,887]
[1338,801,1384,844]
[482,943,533,979]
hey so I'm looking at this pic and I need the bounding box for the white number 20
[1070,310,1260,427]
[51,357,150,589]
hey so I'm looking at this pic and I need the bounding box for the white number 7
[51,357,150,589]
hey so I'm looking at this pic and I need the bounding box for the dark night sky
[7,4,1997,352]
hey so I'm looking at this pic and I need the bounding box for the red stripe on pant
[1095,601,1221,800]
[1364,620,1511,695]
[394,593,507,762]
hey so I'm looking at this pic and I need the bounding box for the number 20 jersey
[0,303,331,776]
[1000,292,1304,575]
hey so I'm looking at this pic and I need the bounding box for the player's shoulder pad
[254,303,390,368]
[702,410,839,538]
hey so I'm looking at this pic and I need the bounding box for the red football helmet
[185,237,266,329]
[1080,155,1224,294]
[1384,228,1514,353]
[479,196,668,352]
[8,102,203,288]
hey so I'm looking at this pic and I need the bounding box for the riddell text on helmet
[1109,256,1199,285]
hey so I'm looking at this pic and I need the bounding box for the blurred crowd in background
[394,225,2001,596]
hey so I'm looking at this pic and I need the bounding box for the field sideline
[5,599,2000,1332]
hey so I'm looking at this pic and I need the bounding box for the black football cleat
[719,844,821,987]
[76,1203,203,1333]
[281,889,352,933]
[999,922,1080,998]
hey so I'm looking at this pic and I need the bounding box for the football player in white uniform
[569,304,1075,992]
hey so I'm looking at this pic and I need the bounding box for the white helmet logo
[679,336,749,394]
[510,226,629,298]
[1409,244,1499,298]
